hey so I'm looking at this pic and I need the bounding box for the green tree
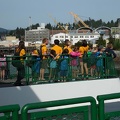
[74,41,82,47]
[45,23,52,30]
[96,35,106,46]
[108,35,114,44]
[9,30,16,36]
[113,39,120,50]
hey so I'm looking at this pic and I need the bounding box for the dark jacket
[104,48,116,59]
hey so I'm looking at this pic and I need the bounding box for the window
[85,36,89,38]
[74,36,78,38]
[55,36,58,38]
[65,36,68,38]
[60,36,64,38]
[90,36,94,38]
[80,36,83,38]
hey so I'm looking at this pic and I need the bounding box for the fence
[21,96,97,120]
[0,104,20,120]
[97,93,120,120]
[2,54,118,85]
[1,93,120,120]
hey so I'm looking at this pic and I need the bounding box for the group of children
[87,43,116,78]
[29,38,117,82]
[48,46,80,81]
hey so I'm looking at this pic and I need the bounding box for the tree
[96,35,106,47]
[108,35,114,44]
[45,23,52,30]
[9,30,16,36]
[74,41,82,47]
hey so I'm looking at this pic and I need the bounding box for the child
[0,51,6,81]
[70,46,80,80]
[60,49,69,82]
[87,46,97,77]
[49,49,57,81]
[31,49,41,81]
[96,45,104,78]
[90,47,98,77]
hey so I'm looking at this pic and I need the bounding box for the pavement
[0,78,49,87]
[0,78,29,87]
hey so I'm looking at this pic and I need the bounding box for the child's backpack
[50,60,57,69]
[96,52,103,67]
[87,53,97,67]
[26,55,35,68]
[27,49,40,68]
[12,50,23,68]
[32,57,41,73]
[82,51,88,63]
[0,58,6,67]
[71,58,78,66]
[60,56,68,70]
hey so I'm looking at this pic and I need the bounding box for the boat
[0,55,120,120]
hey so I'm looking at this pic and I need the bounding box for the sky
[0,0,120,30]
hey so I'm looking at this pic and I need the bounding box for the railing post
[21,96,97,120]
[0,104,20,120]
[26,58,30,85]
[97,93,120,120]
[97,97,105,120]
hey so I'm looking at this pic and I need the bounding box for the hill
[0,28,8,33]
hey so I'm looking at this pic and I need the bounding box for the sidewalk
[0,78,49,87]
[0,78,28,87]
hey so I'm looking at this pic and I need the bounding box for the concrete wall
[0,78,120,110]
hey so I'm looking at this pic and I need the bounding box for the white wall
[50,33,100,45]
[0,78,120,109]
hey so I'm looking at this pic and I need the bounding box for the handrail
[1,93,120,120]
[3,54,118,85]
[0,104,20,120]
[97,93,120,120]
[21,96,97,120]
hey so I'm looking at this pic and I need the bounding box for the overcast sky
[0,0,120,29]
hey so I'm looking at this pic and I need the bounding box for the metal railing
[97,93,120,120]
[21,96,97,120]
[0,104,20,120]
[1,54,118,85]
[1,93,120,120]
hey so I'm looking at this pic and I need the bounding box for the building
[50,32,100,45]
[111,19,120,39]
[111,27,120,39]
[25,23,49,43]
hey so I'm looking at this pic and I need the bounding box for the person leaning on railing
[104,43,117,77]
[31,49,41,80]
[96,45,105,78]
[79,40,89,79]
[13,41,26,86]
[51,39,63,58]
[59,49,69,82]
[49,49,57,81]
[39,38,49,81]
[63,39,73,54]
[70,46,81,80]
[0,50,6,81]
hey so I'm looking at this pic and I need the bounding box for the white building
[50,32,100,45]
[25,23,49,42]
[112,34,120,39]
[111,27,120,39]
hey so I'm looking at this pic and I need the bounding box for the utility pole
[29,16,32,30]
[118,18,120,41]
